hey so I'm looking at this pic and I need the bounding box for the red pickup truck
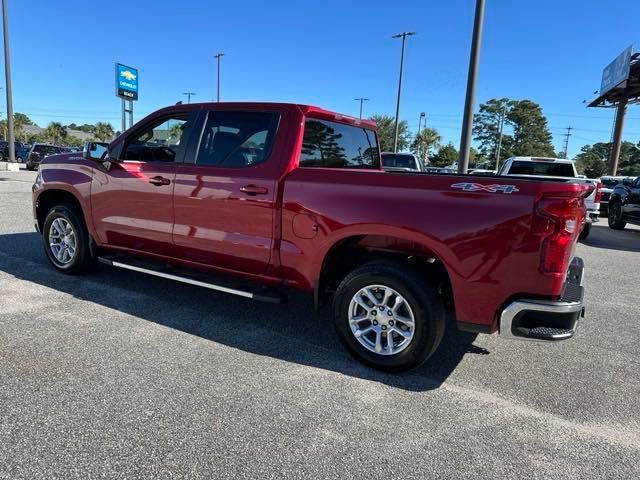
[32,102,589,371]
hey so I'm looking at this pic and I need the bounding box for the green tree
[473,98,512,165]
[65,135,85,147]
[410,127,441,165]
[575,150,607,178]
[507,99,555,157]
[14,112,33,126]
[369,114,410,152]
[44,122,68,144]
[430,143,458,168]
[93,122,115,142]
[76,124,96,134]
[576,141,640,176]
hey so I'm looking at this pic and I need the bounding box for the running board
[98,255,284,304]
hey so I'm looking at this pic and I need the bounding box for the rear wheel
[608,202,626,230]
[26,161,35,171]
[42,204,95,274]
[333,260,445,372]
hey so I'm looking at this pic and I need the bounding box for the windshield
[381,154,418,169]
[601,178,622,188]
[508,160,575,177]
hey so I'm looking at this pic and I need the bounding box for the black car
[25,144,64,171]
[608,176,640,230]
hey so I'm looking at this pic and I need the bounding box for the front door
[91,112,198,256]
[172,109,281,275]
[625,177,640,222]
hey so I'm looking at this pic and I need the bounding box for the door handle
[240,184,268,195]
[149,176,171,186]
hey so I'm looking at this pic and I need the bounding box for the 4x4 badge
[451,182,519,194]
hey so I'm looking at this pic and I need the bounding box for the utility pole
[354,97,369,119]
[182,92,196,104]
[494,107,505,171]
[2,0,15,163]
[392,31,416,153]
[214,53,224,102]
[457,0,485,174]
[562,126,573,159]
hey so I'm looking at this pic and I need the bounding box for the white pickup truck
[499,156,601,239]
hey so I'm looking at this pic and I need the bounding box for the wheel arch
[314,233,454,313]
[35,187,89,234]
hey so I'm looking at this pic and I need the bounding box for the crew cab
[607,176,640,230]
[32,103,591,371]
[499,156,601,239]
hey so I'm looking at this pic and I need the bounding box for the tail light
[535,196,585,276]
[594,180,602,203]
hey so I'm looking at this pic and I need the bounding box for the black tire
[26,161,35,171]
[578,222,591,241]
[333,260,445,372]
[42,204,96,274]
[608,202,626,230]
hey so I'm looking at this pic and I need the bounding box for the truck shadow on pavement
[581,224,640,253]
[0,231,485,392]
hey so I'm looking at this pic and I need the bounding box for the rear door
[91,111,198,255]
[172,108,282,275]
[625,177,640,221]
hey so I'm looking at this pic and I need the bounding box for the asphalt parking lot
[1,169,639,479]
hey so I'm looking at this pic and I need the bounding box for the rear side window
[381,154,417,169]
[300,118,379,169]
[196,111,279,167]
[509,161,575,177]
[34,145,61,156]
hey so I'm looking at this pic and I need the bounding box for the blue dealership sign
[600,46,632,96]
[115,63,139,101]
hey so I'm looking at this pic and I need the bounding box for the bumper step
[98,254,285,304]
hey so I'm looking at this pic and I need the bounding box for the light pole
[214,53,224,102]
[182,92,196,104]
[494,106,505,171]
[354,97,370,119]
[457,0,485,174]
[392,31,416,152]
[417,112,426,135]
[2,0,15,163]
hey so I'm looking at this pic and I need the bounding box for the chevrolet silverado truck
[499,156,601,240]
[32,102,591,371]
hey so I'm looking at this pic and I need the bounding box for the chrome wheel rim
[48,218,77,265]
[348,284,416,356]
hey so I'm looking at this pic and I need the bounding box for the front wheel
[608,202,626,230]
[333,260,445,372]
[42,204,95,274]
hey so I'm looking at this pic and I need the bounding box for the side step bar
[98,255,284,304]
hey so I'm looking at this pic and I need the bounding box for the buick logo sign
[451,182,520,194]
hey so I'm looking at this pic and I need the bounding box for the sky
[3,0,640,158]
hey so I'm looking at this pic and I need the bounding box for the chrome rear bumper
[499,257,585,341]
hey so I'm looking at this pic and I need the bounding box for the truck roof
[150,101,378,130]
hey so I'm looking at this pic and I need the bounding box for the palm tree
[410,127,441,165]
[93,122,114,142]
[45,122,68,144]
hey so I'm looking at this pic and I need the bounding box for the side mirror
[83,142,110,162]
[622,177,633,187]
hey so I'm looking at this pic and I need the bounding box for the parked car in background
[0,141,30,162]
[607,176,640,230]
[381,152,423,172]
[32,102,591,371]
[599,176,633,215]
[499,156,601,239]
[25,144,64,171]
